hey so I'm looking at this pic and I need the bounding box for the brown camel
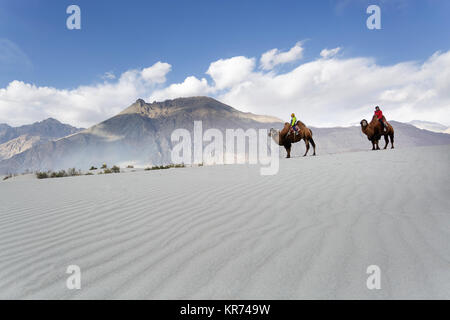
[269,121,316,158]
[360,115,394,150]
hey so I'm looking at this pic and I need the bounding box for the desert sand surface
[0,145,449,299]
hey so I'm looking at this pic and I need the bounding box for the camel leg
[375,140,380,150]
[390,133,394,149]
[371,141,376,150]
[309,137,316,156]
[285,144,291,158]
[383,135,389,149]
[303,138,310,156]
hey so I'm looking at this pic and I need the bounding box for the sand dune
[0,145,449,299]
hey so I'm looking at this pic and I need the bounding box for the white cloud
[0,61,172,128]
[149,56,255,101]
[1,42,450,128]
[101,71,116,80]
[150,76,211,101]
[141,62,171,84]
[217,51,450,126]
[320,47,341,59]
[206,56,255,90]
[260,42,304,70]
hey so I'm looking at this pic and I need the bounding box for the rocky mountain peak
[119,96,282,123]
[40,117,60,124]
[135,98,146,106]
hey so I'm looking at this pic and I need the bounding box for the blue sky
[1,0,449,88]
[1,0,450,127]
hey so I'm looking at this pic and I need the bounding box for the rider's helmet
[291,113,295,117]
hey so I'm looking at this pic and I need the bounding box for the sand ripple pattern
[0,145,449,299]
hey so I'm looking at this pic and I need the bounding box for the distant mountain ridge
[0,118,83,144]
[0,96,449,174]
[0,118,84,161]
[408,120,450,133]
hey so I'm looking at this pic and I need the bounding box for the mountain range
[408,120,450,134]
[0,118,83,161]
[0,96,449,174]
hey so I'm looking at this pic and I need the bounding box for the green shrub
[152,165,170,170]
[111,165,120,173]
[51,170,67,178]
[36,168,82,179]
[89,166,97,170]
[36,171,49,179]
[67,168,81,176]
[85,172,94,176]
[103,168,112,174]
[127,165,134,169]
[144,163,186,171]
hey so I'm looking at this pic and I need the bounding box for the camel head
[268,128,278,137]
[268,128,280,143]
[360,119,372,140]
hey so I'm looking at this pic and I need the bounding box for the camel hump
[296,120,306,128]
[371,114,382,124]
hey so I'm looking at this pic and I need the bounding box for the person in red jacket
[374,106,387,132]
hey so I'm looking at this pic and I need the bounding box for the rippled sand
[0,145,449,299]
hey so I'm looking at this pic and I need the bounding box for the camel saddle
[287,123,299,137]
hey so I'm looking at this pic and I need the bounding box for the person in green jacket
[290,113,298,132]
